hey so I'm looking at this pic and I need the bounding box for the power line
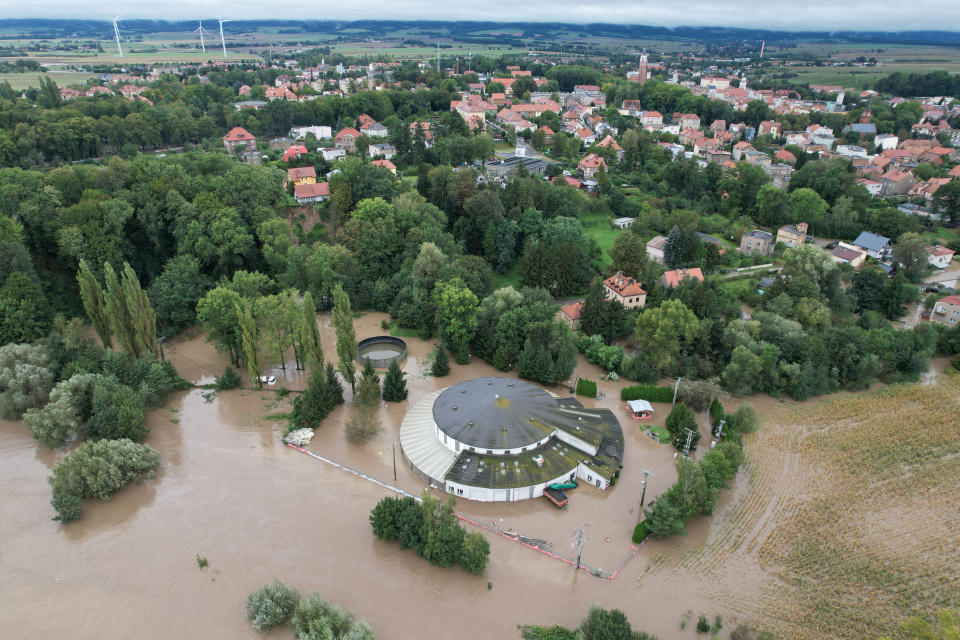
[637,467,655,512]
[572,522,590,571]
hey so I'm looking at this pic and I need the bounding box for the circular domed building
[399,377,624,502]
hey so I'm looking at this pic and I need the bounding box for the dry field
[673,372,960,638]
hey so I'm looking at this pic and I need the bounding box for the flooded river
[0,312,798,639]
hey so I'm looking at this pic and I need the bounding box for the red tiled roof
[286,166,316,180]
[603,273,645,297]
[936,295,960,307]
[336,128,360,140]
[372,159,396,170]
[926,246,955,257]
[294,182,330,199]
[223,127,255,142]
[596,135,622,151]
[578,153,606,169]
[561,301,583,321]
[661,268,704,287]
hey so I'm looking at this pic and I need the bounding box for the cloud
[5,1,959,31]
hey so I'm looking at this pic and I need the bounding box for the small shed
[627,399,654,419]
[612,217,636,229]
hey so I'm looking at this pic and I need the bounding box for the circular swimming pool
[357,336,407,368]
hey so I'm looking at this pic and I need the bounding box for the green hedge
[632,521,649,544]
[576,378,598,398]
[620,385,673,403]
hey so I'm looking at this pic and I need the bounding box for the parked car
[259,375,277,385]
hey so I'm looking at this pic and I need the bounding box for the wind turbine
[218,19,232,59]
[108,14,123,58]
[195,20,209,54]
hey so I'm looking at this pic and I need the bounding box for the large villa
[399,377,625,502]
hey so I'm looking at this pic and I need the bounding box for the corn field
[673,373,960,639]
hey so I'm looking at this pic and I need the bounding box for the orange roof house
[602,272,646,309]
[222,127,256,152]
[660,268,705,288]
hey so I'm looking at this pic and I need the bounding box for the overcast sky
[7,1,960,32]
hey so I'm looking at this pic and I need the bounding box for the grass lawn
[648,426,672,443]
[581,212,621,265]
[924,226,958,242]
[0,71,96,90]
[492,263,522,290]
[388,321,419,338]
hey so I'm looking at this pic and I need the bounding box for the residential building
[929,295,960,327]
[640,111,663,127]
[293,182,330,205]
[646,236,667,264]
[776,223,809,248]
[926,246,955,270]
[740,230,774,256]
[758,120,782,137]
[369,143,396,159]
[762,163,793,188]
[611,217,635,229]
[222,127,256,153]
[659,268,705,288]
[857,179,882,196]
[335,128,361,153]
[321,148,346,162]
[286,166,317,187]
[674,113,701,129]
[577,153,606,179]
[372,159,397,174]
[602,272,647,308]
[852,231,893,261]
[830,244,866,268]
[596,136,624,162]
[559,301,583,330]
[290,125,332,140]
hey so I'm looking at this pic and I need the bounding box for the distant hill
[1,19,959,47]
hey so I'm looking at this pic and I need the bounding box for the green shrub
[49,438,161,522]
[431,346,450,377]
[576,378,598,398]
[697,613,710,633]
[461,530,491,574]
[632,520,649,544]
[245,580,299,633]
[212,365,240,394]
[290,592,374,640]
[621,384,673,403]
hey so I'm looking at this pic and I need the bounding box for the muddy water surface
[1,312,786,639]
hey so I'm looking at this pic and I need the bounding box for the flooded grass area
[1,310,956,639]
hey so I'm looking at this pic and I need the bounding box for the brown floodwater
[0,311,817,640]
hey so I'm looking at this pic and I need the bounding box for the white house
[836,144,868,159]
[926,246,955,269]
[857,179,882,197]
[320,148,346,162]
[852,231,893,262]
[612,217,635,229]
[874,134,899,151]
[290,125,332,140]
[646,235,667,264]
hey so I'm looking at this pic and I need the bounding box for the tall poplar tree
[331,285,357,393]
[122,263,158,359]
[236,301,262,388]
[300,291,324,372]
[103,262,136,356]
[77,259,112,349]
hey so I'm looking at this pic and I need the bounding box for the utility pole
[682,428,696,457]
[673,377,682,405]
[391,441,397,481]
[637,467,655,511]
[714,419,726,445]
[572,522,590,571]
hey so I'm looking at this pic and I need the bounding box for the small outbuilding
[626,399,654,419]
